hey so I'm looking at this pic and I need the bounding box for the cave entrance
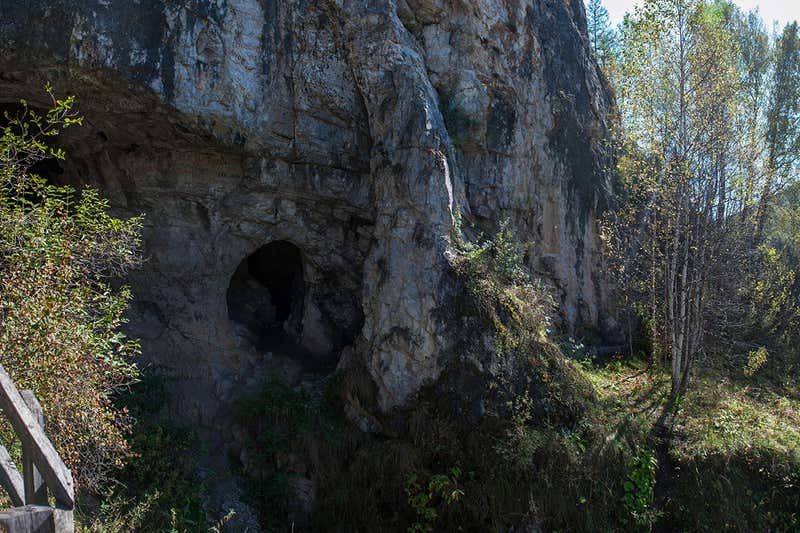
[1,102,67,187]
[227,241,305,351]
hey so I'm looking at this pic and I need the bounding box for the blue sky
[602,0,800,31]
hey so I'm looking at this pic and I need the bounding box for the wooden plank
[0,365,73,508]
[20,392,47,506]
[0,443,24,507]
[51,505,72,533]
[0,505,54,533]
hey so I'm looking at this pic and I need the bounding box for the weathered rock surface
[0,0,612,422]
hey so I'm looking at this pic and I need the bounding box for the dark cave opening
[227,241,305,351]
[29,157,66,186]
[1,102,67,187]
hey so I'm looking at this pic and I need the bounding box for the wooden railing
[0,364,73,533]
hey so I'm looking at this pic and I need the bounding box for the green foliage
[609,0,800,392]
[233,373,346,531]
[765,22,800,187]
[454,216,527,283]
[494,392,546,469]
[405,467,464,533]
[313,439,418,531]
[607,12,800,529]
[314,394,637,532]
[444,216,641,529]
[452,216,555,350]
[747,245,800,348]
[610,0,746,394]
[666,455,800,531]
[581,355,800,531]
[622,450,657,528]
[233,375,310,529]
[92,423,208,531]
[492,220,527,283]
[0,87,221,531]
[586,0,617,67]
[77,372,214,532]
[308,335,630,532]
[744,346,769,377]
[674,377,800,466]
[0,88,142,491]
[234,373,312,457]
[666,377,800,531]
[767,182,800,251]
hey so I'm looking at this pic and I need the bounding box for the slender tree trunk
[755,150,776,240]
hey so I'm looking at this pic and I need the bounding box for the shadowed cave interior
[226,240,307,355]
[1,102,67,187]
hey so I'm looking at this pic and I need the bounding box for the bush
[0,88,142,491]
[76,371,230,532]
[622,450,657,528]
[405,467,464,533]
[233,373,347,531]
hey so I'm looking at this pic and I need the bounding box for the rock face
[0,0,612,419]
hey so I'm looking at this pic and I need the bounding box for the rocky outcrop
[0,0,612,420]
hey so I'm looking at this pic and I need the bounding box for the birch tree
[758,23,800,238]
[612,0,740,394]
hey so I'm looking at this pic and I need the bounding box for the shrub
[405,467,464,533]
[75,370,231,531]
[0,88,142,491]
[744,346,769,377]
[622,450,657,528]
[233,373,346,530]
[451,216,555,351]
[747,245,800,351]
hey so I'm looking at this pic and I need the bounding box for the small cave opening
[227,241,305,352]
[29,157,66,186]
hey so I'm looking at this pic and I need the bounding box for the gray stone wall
[0,0,614,420]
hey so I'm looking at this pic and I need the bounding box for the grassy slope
[579,354,800,531]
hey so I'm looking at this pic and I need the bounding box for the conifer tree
[587,0,616,67]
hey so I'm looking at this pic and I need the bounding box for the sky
[603,0,800,31]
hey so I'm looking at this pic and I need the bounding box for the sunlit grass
[675,375,800,462]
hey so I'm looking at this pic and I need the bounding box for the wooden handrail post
[0,442,25,507]
[0,364,74,508]
[0,366,75,531]
[20,391,47,506]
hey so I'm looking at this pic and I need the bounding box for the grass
[666,368,800,531]
[676,375,800,461]
[573,351,800,531]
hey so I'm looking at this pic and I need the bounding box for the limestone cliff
[0,0,612,422]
